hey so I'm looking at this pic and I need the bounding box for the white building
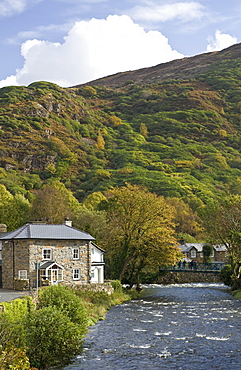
[90,242,105,283]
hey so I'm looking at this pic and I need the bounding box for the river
[65,283,241,370]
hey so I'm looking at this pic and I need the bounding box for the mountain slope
[1,44,241,208]
[75,43,241,88]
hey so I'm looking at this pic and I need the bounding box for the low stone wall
[156,271,221,285]
[14,278,30,291]
[72,283,114,295]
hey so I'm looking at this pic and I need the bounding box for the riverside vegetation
[1,46,241,291]
[0,282,131,369]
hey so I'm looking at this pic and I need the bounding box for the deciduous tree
[101,183,180,287]
[200,195,241,288]
[0,185,30,230]
[30,181,80,224]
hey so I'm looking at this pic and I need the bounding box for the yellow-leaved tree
[101,183,181,289]
[0,184,30,230]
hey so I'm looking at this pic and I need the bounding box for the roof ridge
[13,224,29,238]
[27,224,31,238]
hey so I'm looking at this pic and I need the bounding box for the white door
[51,269,58,285]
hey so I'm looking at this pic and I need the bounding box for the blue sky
[0,0,240,88]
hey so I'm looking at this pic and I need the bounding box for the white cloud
[128,1,206,23]
[0,0,26,16]
[207,30,237,52]
[0,0,41,17]
[0,75,17,88]
[0,15,184,88]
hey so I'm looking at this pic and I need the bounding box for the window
[72,248,80,260]
[42,249,52,260]
[191,249,196,258]
[73,269,80,280]
[18,270,27,279]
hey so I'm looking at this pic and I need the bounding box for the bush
[0,345,30,370]
[220,264,233,286]
[0,297,34,348]
[25,306,84,369]
[111,280,123,293]
[37,285,87,331]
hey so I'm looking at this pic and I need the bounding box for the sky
[0,0,240,88]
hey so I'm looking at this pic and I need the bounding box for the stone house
[180,243,204,262]
[179,241,228,263]
[0,221,105,290]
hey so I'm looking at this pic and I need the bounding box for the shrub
[25,306,84,369]
[111,280,123,293]
[0,345,30,370]
[37,285,87,331]
[0,297,34,348]
[220,264,233,286]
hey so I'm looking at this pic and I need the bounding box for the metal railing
[159,262,227,273]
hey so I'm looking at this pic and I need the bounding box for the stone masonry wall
[2,240,30,289]
[157,271,221,285]
[29,239,91,288]
[2,239,92,289]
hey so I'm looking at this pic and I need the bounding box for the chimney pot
[0,224,7,233]
[63,220,72,227]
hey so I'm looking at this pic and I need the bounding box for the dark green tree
[202,243,213,263]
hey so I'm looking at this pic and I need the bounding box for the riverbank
[231,289,241,300]
[0,281,132,369]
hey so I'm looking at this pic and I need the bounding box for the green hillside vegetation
[1,44,241,244]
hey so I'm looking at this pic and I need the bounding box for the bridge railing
[159,262,227,273]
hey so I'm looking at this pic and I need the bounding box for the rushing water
[65,283,241,370]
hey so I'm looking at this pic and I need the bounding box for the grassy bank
[231,289,241,300]
[0,281,132,369]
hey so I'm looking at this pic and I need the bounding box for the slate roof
[91,241,105,253]
[179,242,227,253]
[213,244,227,252]
[0,223,95,241]
[179,243,204,253]
[39,261,64,269]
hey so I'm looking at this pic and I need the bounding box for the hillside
[1,43,241,211]
[75,43,241,88]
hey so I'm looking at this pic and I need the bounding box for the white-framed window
[191,249,196,258]
[73,269,80,280]
[72,248,80,260]
[42,249,52,260]
[18,270,27,280]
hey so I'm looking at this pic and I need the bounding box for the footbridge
[159,262,226,274]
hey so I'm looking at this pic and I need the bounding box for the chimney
[63,218,72,227]
[0,224,7,233]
